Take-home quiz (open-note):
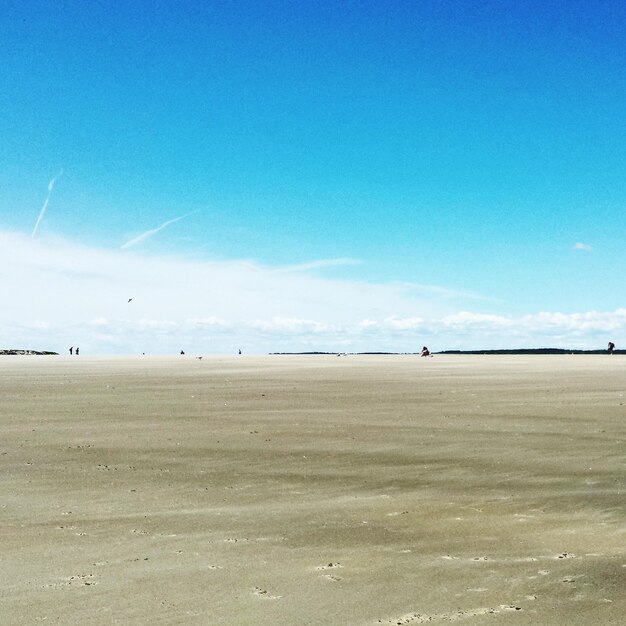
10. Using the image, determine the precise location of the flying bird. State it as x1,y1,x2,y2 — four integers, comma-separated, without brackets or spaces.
128,298,133,303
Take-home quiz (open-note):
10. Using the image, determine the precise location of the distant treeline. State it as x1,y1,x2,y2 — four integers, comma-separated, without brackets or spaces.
438,349,624,355
0,349,59,355
271,349,623,356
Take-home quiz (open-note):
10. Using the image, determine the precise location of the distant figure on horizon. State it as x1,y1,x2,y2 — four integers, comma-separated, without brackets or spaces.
75,347,79,355
69,346,73,355
238,349,242,355
420,346,430,357
180,350,185,355
608,341,615,354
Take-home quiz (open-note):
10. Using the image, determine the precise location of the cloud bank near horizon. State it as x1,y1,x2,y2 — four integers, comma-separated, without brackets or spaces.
1,230,622,354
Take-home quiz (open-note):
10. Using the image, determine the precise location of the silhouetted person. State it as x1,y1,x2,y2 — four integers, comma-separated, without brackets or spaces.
180,350,185,355
420,346,430,357
75,347,79,356
69,347,73,355
608,341,615,354
238,349,242,355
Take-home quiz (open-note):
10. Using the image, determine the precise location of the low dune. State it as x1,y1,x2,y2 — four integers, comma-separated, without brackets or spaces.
2,355,624,625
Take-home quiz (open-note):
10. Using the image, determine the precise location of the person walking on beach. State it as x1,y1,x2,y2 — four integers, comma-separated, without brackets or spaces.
608,341,615,354
69,346,73,355
75,347,79,356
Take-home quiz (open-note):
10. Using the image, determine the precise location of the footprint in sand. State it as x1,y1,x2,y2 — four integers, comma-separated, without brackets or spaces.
68,574,96,586
314,562,344,581
378,604,522,624
323,574,341,582
44,574,97,589
316,562,343,571
253,587,282,600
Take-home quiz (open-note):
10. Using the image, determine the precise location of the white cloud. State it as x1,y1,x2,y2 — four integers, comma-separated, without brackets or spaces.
427,309,626,349
1,229,451,353
385,316,423,330
443,312,513,327
138,319,179,329
28,320,50,329
478,310,625,333
187,317,230,328
1,229,622,354
573,242,592,251
249,317,335,334
358,319,378,329
89,317,110,326
358,316,423,331
525,309,626,333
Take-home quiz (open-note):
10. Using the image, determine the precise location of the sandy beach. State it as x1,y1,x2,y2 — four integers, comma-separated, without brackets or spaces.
2,354,625,625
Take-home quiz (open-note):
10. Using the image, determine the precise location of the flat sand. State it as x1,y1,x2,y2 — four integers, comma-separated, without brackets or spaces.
2,355,625,625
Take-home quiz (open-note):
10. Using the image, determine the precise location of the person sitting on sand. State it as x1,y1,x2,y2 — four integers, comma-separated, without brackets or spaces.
420,346,430,357
608,341,615,354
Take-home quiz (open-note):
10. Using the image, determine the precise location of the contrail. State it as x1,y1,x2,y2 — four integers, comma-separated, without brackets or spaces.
121,212,195,250
280,258,361,272
32,170,63,238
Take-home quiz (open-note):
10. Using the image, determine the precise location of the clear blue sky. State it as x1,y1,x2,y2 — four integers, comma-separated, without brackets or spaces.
1,1,625,352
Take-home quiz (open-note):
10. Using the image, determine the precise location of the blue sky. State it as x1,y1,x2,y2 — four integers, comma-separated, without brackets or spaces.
1,1,625,353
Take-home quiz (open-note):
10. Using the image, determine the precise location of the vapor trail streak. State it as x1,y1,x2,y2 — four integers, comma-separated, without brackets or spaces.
32,171,63,238
121,213,194,250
